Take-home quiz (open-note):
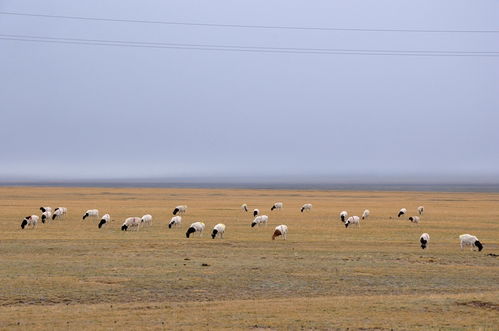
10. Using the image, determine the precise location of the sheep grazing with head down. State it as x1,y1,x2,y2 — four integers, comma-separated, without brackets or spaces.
251,215,269,227
52,207,67,220
272,224,288,240
271,202,283,211
408,216,420,224
40,206,52,213
339,211,348,223
459,234,483,252
398,208,407,218
21,215,39,229
241,204,248,212
83,209,99,220
173,205,187,215
420,233,430,249
253,209,260,217
186,222,205,238
168,216,182,229
41,210,52,224
344,216,361,228
98,214,111,229
301,203,312,213
211,223,226,239
121,217,141,231
417,206,424,215
362,209,370,220
141,214,153,226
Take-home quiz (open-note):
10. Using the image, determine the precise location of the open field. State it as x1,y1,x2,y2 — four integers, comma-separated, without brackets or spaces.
0,186,498,330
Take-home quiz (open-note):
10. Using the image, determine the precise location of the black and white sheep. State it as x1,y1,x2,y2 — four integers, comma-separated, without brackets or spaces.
141,214,153,226
168,216,182,229
41,210,52,223
83,209,99,220
40,206,52,213
344,216,360,228
339,211,348,223
459,234,483,251
362,209,370,220
417,206,424,215
420,233,430,249
21,215,39,229
408,216,420,224
241,204,248,212
253,209,260,217
301,203,312,213
272,224,288,240
211,223,226,239
121,217,141,231
271,202,283,211
173,205,187,215
98,214,111,228
251,215,269,227
52,207,67,220
186,222,205,238
398,208,407,218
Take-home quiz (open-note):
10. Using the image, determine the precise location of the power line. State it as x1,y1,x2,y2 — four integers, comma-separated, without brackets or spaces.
1,34,498,57
1,34,497,55
1,11,498,34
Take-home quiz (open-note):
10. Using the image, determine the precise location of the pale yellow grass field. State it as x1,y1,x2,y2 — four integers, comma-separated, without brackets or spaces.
0,186,498,330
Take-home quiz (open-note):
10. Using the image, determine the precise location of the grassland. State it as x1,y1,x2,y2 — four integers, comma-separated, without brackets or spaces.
0,186,498,330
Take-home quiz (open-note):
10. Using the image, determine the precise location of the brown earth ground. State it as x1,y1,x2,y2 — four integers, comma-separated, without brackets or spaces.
0,186,498,330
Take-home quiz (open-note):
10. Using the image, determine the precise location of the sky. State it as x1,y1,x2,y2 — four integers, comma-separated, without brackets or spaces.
1,0,498,182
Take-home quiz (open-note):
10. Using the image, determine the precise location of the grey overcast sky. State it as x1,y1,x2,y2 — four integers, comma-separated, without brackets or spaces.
1,0,498,181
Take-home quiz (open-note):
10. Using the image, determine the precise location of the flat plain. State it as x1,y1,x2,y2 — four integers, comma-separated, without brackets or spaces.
0,186,498,330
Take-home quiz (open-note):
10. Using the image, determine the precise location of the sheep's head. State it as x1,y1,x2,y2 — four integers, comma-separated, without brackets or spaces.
344,221,350,228
475,241,483,251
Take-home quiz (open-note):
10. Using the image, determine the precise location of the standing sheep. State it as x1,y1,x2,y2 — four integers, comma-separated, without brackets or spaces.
344,216,361,228
41,210,52,224
83,209,99,220
361,209,370,220
272,225,288,240
21,215,38,229
168,216,182,229
98,214,111,229
420,233,430,249
417,206,424,215
241,204,248,212
459,234,484,251
251,215,269,227
173,205,187,215
211,223,226,239
141,214,153,226
301,204,312,213
408,216,420,224
186,222,205,238
121,217,142,231
271,202,283,211
398,208,407,218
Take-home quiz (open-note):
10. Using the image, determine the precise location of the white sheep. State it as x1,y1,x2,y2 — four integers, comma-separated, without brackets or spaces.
141,214,153,226
271,202,283,211
98,214,111,229
339,211,348,223
301,203,312,213
408,216,420,224
41,210,52,224
52,207,66,220
459,234,484,251
417,206,424,215
272,224,288,240
121,217,142,231
21,215,39,229
173,205,187,215
420,233,430,249
186,221,205,238
83,209,99,220
40,206,52,213
344,216,361,228
168,216,182,229
398,208,407,218
361,209,370,220
251,215,269,227
253,209,260,217
241,204,248,212
211,223,226,239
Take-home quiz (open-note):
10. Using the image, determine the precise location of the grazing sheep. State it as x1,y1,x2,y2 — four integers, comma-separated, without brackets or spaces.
52,207,66,220
301,203,312,213
241,204,248,212
459,234,484,251
408,216,420,224
141,214,153,226
168,216,182,229
173,205,187,215
420,233,430,249
251,215,269,227
82,209,99,220
417,206,424,215
344,216,361,228
253,209,260,217
211,223,226,239
186,222,205,238
398,208,407,218
272,224,288,240
121,217,142,231
40,206,52,213
21,215,39,229
271,202,283,211
41,210,52,223
362,209,370,220
98,214,111,229
339,211,348,223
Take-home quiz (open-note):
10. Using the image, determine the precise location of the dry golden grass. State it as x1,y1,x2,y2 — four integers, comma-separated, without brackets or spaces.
0,186,498,330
